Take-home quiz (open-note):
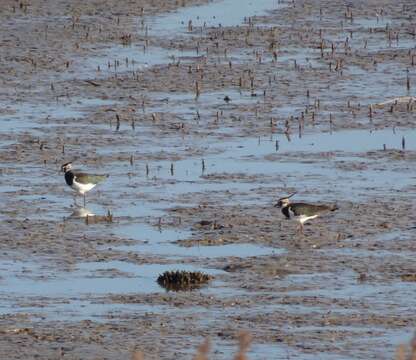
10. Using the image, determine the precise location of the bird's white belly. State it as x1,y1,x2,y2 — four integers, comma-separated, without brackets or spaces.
294,214,318,224
71,181,96,195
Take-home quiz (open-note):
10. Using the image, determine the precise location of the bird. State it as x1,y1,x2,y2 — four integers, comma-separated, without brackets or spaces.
61,162,108,206
274,192,338,234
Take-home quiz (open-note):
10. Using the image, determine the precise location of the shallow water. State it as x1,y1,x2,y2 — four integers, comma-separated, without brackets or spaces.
9,301,168,323
148,88,261,117
0,258,225,297
1,0,416,358
114,223,190,242
286,270,416,310
2,126,414,225
149,0,280,35
83,45,197,78
117,241,283,259
0,97,117,132
79,0,281,77
0,259,225,317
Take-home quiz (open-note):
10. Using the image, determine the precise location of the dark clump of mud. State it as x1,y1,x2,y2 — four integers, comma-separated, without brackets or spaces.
157,270,213,291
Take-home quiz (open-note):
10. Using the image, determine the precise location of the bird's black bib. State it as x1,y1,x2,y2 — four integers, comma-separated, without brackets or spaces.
64,171,74,186
282,206,291,219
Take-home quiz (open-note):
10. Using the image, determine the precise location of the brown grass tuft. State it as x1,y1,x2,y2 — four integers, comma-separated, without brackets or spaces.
157,270,212,291
411,333,416,360
131,350,144,360
396,332,416,360
193,338,211,360
233,331,252,360
133,332,254,359
396,344,406,360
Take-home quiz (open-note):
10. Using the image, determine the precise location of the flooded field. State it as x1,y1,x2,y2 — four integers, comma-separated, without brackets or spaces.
0,0,415,358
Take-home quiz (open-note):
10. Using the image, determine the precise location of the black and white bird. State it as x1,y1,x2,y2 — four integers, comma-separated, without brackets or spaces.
61,162,108,206
274,192,338,234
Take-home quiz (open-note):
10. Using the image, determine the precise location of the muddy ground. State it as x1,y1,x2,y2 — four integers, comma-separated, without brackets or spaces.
0,0,416,359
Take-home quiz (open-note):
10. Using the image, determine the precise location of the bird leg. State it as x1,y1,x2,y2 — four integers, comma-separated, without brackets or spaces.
298,222,305,235
83,194,86,207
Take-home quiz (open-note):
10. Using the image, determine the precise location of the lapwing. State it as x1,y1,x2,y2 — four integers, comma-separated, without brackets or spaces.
274,192,338,234
61,162,108,206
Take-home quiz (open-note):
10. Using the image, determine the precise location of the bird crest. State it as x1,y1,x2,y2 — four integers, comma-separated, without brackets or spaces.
274,192,297,208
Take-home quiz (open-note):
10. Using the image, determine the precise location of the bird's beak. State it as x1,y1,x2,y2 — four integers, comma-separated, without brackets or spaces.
274,201,280,208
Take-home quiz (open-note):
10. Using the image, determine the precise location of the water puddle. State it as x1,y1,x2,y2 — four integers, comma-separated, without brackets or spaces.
219,342,371,360
0,258,225,318
322,230,415,260
0,98,117,132
111,222,282,258
83,45,197,78
148,0,280,35
340,62,414,102
118,242,282,259
114,223,188,242
354,17,391,30
79,0,280,76
111,127,415,182
221,127,416,154
286,271,416,311
130,128,415,198
0,185,19,193
1,126,414,225
148,89,261,117
0,259,223,297
6,301,167,322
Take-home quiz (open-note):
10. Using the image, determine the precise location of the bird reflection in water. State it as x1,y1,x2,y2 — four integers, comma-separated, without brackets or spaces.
70,205,95,218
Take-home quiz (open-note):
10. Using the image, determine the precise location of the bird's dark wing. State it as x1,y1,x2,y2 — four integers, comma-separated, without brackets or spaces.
74,172,109,184
290,203,336,217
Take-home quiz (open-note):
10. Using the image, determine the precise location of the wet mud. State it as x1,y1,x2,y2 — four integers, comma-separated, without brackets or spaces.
0,0,416,358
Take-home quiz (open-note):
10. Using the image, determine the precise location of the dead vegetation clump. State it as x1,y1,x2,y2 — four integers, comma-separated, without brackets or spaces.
131,332,252,359
85,210,114,224
157,270,212,291
192,331,252,360
396,333,416,360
